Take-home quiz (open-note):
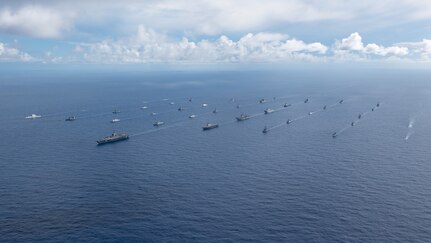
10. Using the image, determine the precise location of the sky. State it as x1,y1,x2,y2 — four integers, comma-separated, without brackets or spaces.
1,0,431,65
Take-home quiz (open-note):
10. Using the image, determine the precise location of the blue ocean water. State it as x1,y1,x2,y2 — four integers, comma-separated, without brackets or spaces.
1,68,431,242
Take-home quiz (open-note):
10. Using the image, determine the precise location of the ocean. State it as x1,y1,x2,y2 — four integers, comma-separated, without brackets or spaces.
1,68,431,242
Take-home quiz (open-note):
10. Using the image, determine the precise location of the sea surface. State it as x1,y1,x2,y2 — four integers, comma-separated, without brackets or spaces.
1,68,431,242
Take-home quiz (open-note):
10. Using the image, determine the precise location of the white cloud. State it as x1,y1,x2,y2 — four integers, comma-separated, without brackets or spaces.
334,32,408,57
77,25,328,64
0,6,72,38
0,42,33,61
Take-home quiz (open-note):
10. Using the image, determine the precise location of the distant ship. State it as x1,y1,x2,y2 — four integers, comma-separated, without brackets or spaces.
25,114,42,119
65,116,76,121
304,98,309,103
283,103,292,108
153,121,164,126
111,119,120,123
112,110,121,114
236,113,250,121
262,126,269,133
264,108,274,114
97,133,129,145
286,119,292,124
189,114,197,119
202,123,218,130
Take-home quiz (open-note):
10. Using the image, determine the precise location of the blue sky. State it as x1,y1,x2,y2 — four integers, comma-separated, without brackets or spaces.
1,0,431,65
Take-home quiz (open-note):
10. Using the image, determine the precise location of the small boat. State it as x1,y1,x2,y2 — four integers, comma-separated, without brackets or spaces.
304,98,309,103
65,116,76,121
140,106,148,110
332,132,337,138
323,105,327,110
112,110,121,114
188,98,192,102
202,123,219,130
351,122,355,126
236,113,250,121
308,112,313,115
264,108,274,114
273,97,276,100
178,106,184,111
376,102,380,107
170,102,175,105
371,107,375,112
283,103,292,108
189,114,197,119
213,108,218,114
153,121,164,126
236,104,240,109
358,114,362,119
111,119,120,123
97,133,129,145
339,99,344,104
262,126,269,134
259,98,266,104
150,112,157,116
202,103,208,107
25,114,42,119
286,119,292,124
162,98,169,101
230,98,235,102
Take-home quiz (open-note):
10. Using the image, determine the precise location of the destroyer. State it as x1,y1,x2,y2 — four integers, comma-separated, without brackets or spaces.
236,113,250,121
25,114,42,119
264,108,275,114
153,121,164,126
65,116,76,121
97,133,129,145
202,123,218,130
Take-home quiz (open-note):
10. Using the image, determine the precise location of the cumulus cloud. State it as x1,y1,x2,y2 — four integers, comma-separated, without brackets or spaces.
0,6,72,38
77,25,328,63
0,42,33,61
397,39,431,60
335,32,408,57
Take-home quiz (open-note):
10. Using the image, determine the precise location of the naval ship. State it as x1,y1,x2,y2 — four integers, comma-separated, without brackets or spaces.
202,123,218,130
97,133,129,145
236,113,250,121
